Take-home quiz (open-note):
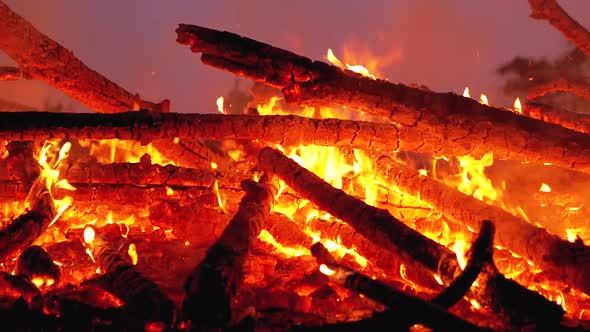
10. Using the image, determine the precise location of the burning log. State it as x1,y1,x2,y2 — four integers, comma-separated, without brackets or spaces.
16,245,61,289
183,175,279,327
0,271,41,302
311,242,490,331
242,141,564,326
528,0,590,57
0,111,402,153
83,226,175,324
521,102,590,134
0,66,19,81
176,24,590,174
0,191,55,262
374,153,590,295
527,78,590,102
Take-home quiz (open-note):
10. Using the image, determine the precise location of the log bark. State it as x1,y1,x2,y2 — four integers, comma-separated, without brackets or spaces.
0,66,19,80
311,242,490,332
177,24,590,173
84,226,175,324
374,153,590,295
183,175,279,327
528,0,590,57
522,102,590,134
243,141,564,326
0,111,402,152
527,78,590,101
0,2,166,114
0,190,54,263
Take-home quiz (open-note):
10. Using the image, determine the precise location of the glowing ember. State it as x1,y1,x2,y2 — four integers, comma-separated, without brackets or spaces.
128,243,138,265
539,183,552,193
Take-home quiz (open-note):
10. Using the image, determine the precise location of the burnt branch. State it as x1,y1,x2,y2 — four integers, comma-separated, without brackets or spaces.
84,226,175,324
310,243,490,332
0,66,19,80
522,102,590,134
177,24,590,174
527,78,590,101
375,154,590,295
528,0,590,57
432,220,494,309
243,141,564,326
183,175,279,327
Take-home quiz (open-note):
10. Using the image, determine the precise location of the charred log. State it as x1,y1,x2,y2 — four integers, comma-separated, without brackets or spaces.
16,245,61,288
0,191,54,262
183,175,279,327
83,226,175,324
311,242,490,332
177,24,590,174
243,141,564,326
522,102,590,134
0,66,19,81
0,111,402,153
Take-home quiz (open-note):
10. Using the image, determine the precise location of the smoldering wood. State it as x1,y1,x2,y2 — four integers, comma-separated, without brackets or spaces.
85,227,175,324
0,191,55,263
243,141,564,326
183,175,279,327
374,153,590,295
527,78,590,102
16,245,61,287
0,66,19,80
176,24,590,174
310,242,491,332
0,111,402,153
522,102,590,134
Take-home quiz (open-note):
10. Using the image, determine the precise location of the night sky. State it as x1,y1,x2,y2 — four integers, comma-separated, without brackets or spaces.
2,0,589,113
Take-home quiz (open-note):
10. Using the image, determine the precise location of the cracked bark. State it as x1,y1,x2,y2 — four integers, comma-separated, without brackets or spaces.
522,102,590,134
0,111,402,152
177,24,590,173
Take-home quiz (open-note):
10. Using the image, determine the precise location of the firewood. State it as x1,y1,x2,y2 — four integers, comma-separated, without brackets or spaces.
0,2,166,114
0,191,55,263
242,141,564,326
83,225,175,324
0,111,402,153
16,245,61,289
0,66,19,80
432,220,494,309
0,271,41,301
528,0,590,57
375,153,590,295
522,102,590,134
311,242,491,332
527,78,590,102
182,175,279,327
176,24,590,174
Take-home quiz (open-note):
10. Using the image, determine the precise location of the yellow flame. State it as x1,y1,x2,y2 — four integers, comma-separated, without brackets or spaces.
463,87,470,98
514,97,522,114
480,94,489,106
212,180,228,214
258,229,310,257
83,226,95,244
453,234,468,270
326,48,376,79
539,183,552,193
319,264,336,276
78,139,174,166
216,96,225,114
128,243,138,265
